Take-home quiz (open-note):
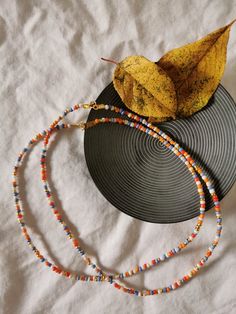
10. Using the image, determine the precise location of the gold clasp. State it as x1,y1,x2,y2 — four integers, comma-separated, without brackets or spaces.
78,122,86,129
71,121,86,130
82,104,92,109
82,101,96,109
71,120,96,130
82,101,105,110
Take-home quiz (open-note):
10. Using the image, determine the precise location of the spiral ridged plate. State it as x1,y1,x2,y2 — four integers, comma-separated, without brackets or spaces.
84,83,236,223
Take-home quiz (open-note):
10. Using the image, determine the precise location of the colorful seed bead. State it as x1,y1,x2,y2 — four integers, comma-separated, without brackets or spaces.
12,102,222,297
41,110,207,281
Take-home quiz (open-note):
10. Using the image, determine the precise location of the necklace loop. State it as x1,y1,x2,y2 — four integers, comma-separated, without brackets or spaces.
12,102,222,296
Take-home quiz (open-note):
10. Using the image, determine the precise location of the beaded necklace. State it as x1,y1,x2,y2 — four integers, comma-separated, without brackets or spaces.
12,102,222,297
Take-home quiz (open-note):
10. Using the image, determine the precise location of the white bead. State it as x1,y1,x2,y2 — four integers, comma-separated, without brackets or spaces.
160,254,166,261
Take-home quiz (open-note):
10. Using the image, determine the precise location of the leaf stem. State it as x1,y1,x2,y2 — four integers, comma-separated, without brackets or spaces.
228,18,236,27
101,57,118,65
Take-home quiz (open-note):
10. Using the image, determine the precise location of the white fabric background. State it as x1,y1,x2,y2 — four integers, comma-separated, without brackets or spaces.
0,1,236,313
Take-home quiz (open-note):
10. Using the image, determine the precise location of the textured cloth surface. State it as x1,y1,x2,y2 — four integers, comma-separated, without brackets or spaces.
0,1,236,313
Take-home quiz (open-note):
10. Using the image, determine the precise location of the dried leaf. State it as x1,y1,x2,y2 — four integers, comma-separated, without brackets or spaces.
113,55,177,122
157,20,235,117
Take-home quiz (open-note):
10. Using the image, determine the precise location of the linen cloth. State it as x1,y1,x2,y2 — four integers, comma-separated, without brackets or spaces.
0,1,236,313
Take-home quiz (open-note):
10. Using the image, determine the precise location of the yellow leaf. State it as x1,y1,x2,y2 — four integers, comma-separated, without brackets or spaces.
113,55,177,121
157,20,235,117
